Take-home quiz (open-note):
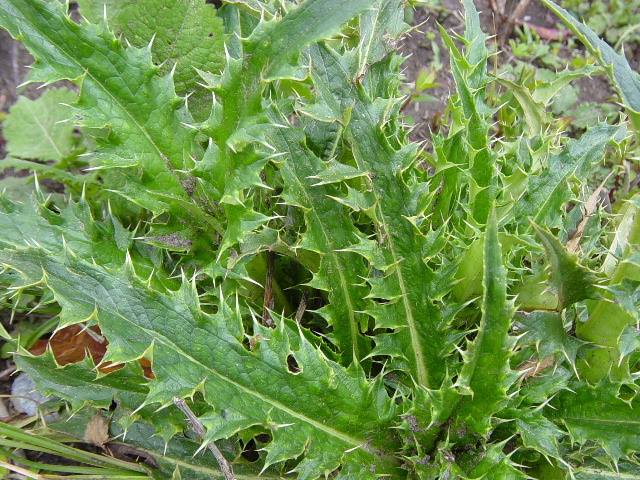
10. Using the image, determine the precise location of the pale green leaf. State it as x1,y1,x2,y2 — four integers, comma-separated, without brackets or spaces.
532,223,601,310
3,88,79,161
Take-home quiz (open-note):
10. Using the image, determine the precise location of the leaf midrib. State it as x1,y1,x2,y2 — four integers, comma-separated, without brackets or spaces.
19,1,184,176
43,257,374,455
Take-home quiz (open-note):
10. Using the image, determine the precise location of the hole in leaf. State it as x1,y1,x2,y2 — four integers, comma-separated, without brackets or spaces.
240,439,260,462
286,354,301,374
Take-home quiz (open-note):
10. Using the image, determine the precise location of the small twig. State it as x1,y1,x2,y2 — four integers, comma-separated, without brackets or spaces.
490,0,506,19
294,291,309,324
261,251,275,328
499,0,531,44
0,364,17,381
172,397,235,480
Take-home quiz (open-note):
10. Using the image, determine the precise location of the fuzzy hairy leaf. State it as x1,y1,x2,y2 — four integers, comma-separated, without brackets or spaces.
1,247,401,478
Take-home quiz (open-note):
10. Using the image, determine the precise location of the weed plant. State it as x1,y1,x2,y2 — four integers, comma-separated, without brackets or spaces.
0,0,639,478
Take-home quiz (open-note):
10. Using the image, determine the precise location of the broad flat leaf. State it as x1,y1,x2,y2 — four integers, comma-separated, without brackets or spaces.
549,379,640,465
539,0,640,139
1,247,402,479
516,124,623,229
0,0,216,234
3,88,79,161
515,311,584,367
532,223,601,310
451,209,517,440
79,0,226,122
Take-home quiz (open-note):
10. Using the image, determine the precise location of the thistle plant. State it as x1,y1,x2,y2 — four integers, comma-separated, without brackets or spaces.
0,0,639,479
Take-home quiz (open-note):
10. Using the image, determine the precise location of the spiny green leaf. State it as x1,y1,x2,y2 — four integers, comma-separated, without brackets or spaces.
438,0,496,227
81,0,226,122
268,125,371,363
0,193,172,290
607,278,640,322
451,209,517,440
467,442,529,479
356,0,407,75
0,157,98,192
50,410,286,480
1,248,402,478
2,88,80,162
308,42,455,389
0,0,216,233
539,0,640,139
531,223,601,310
516,123,623,230
549,379,640,465
515,311,584,367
